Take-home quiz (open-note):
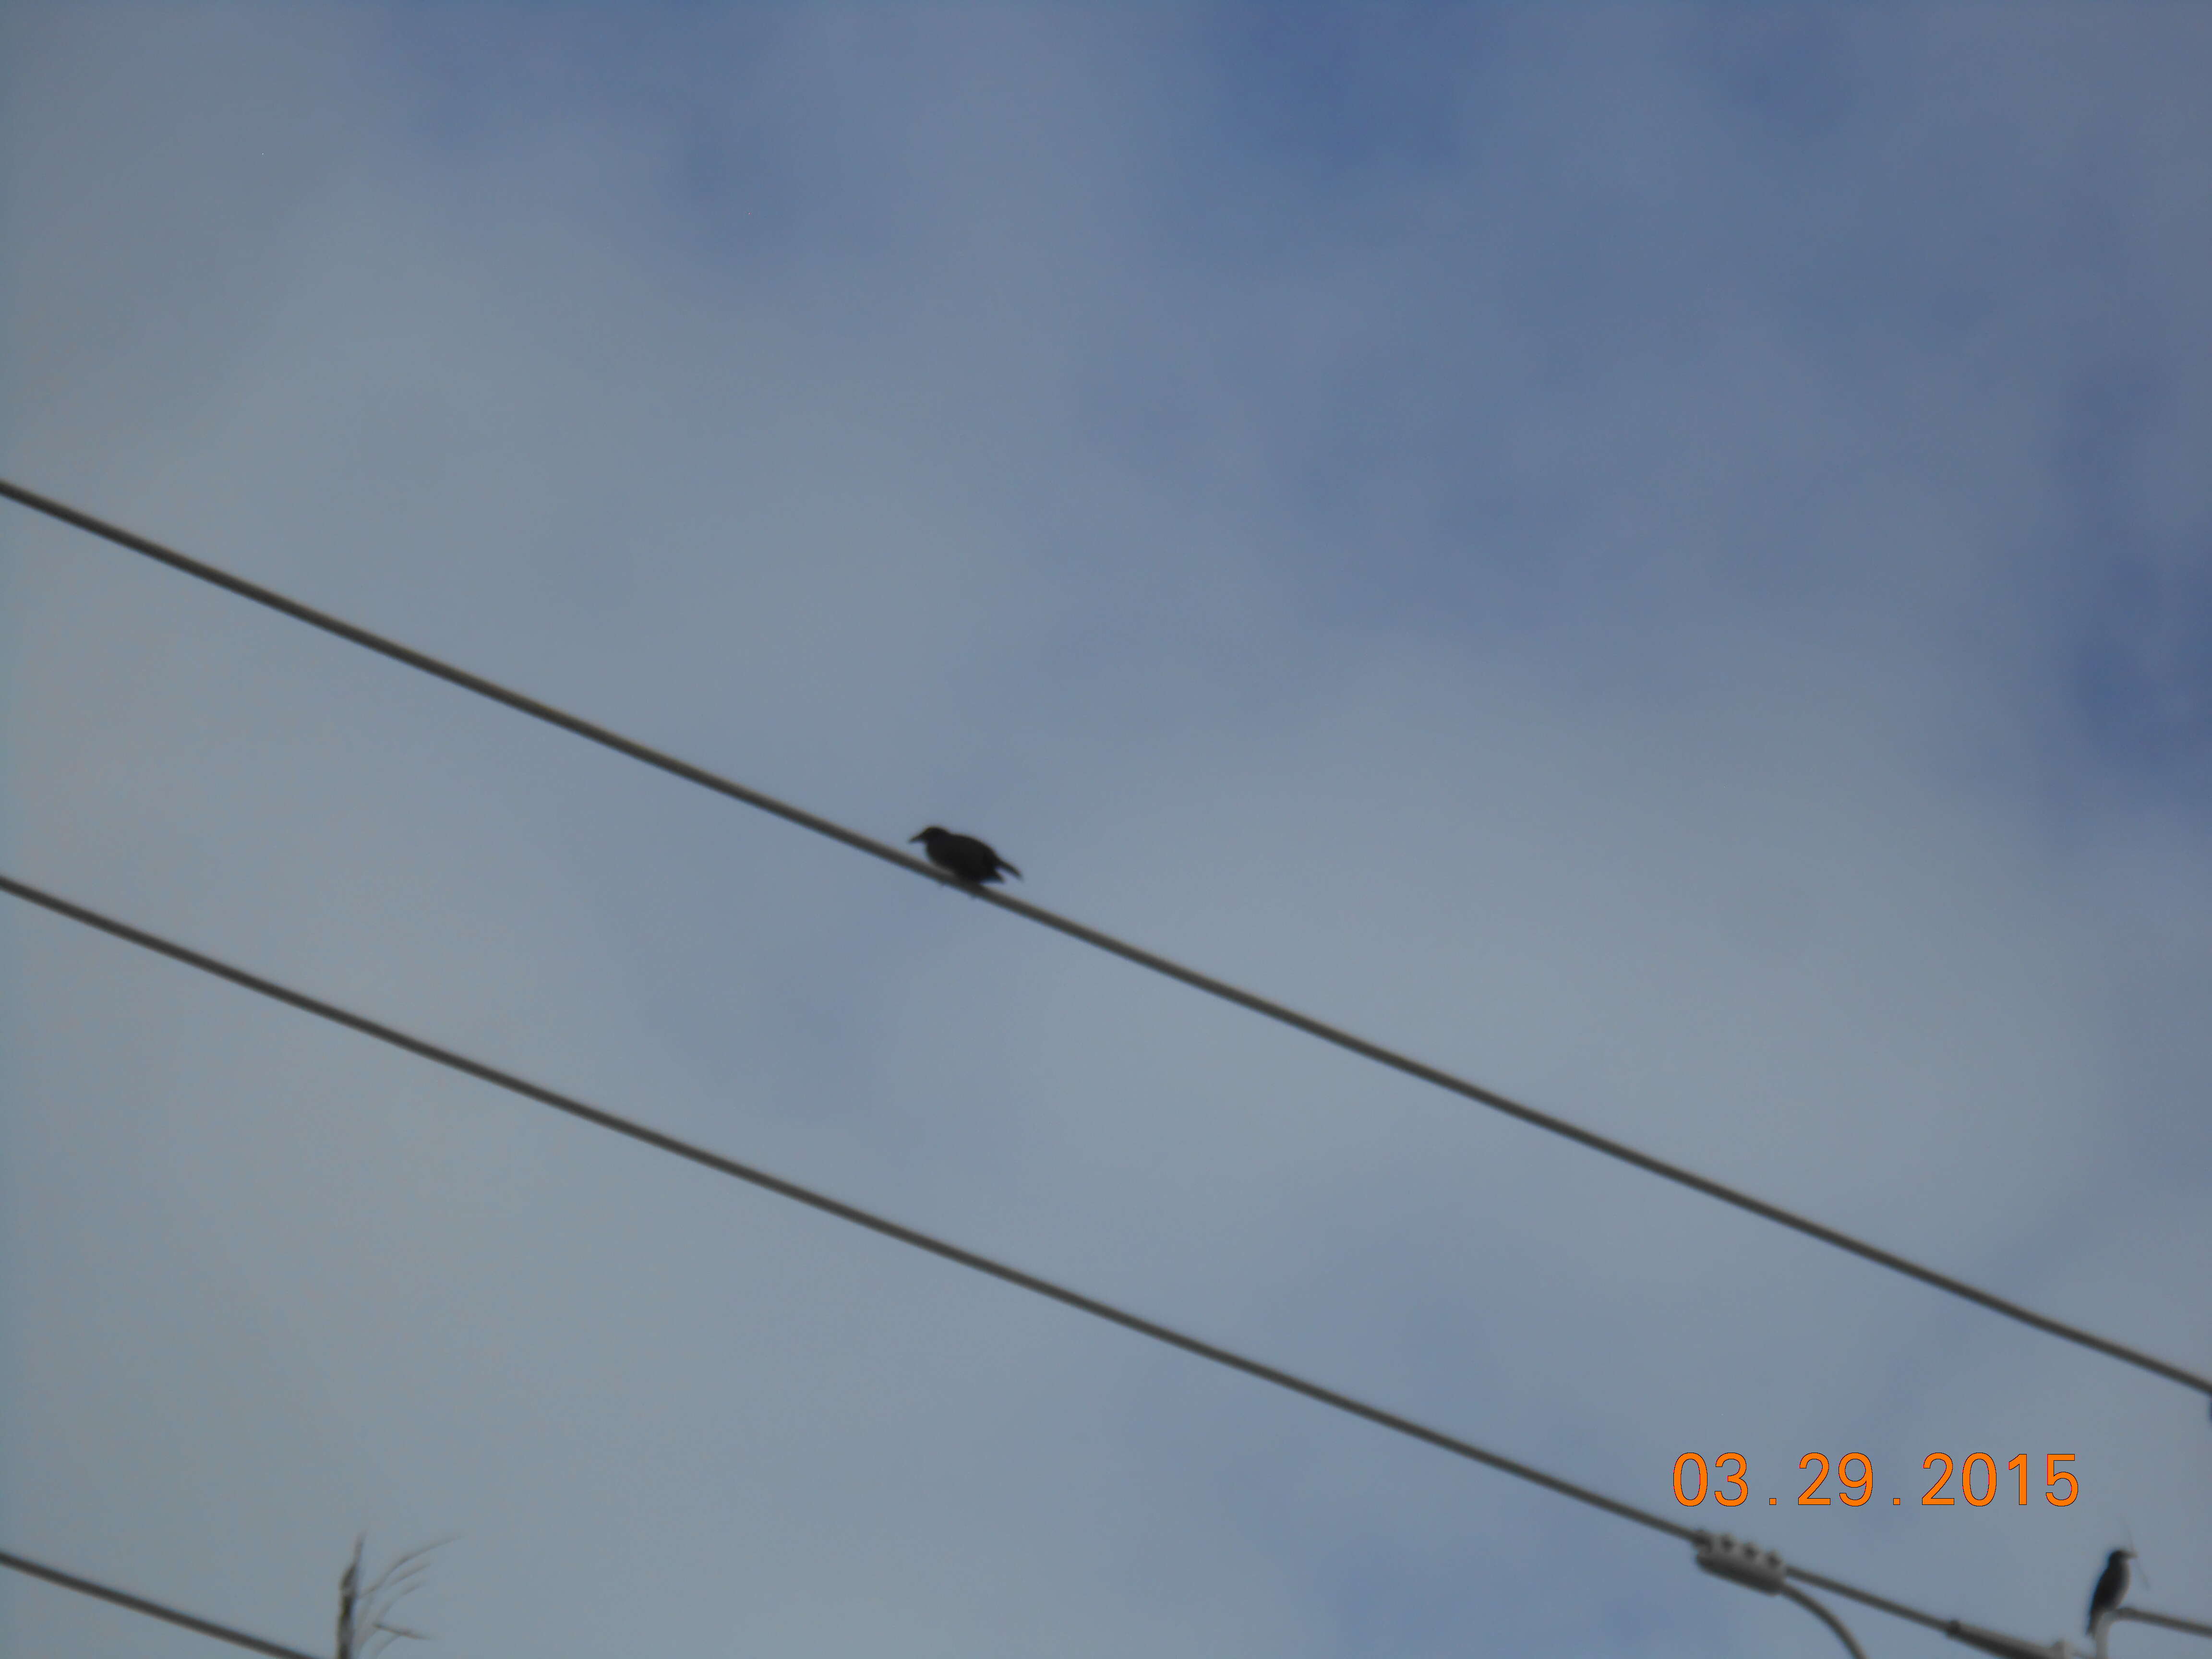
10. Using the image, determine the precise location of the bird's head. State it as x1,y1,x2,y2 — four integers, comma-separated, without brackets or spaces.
910,828,946,845
2113,1549,2136,1563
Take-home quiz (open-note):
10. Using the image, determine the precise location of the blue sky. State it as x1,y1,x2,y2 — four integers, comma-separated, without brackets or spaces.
4,5,2209,1658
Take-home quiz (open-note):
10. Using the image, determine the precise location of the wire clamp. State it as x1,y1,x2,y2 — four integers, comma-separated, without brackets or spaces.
1695,1533,1790,1594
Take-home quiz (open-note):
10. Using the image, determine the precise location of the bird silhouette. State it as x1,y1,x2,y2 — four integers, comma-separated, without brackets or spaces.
910,827,1022,886
2087,1548,2133,1635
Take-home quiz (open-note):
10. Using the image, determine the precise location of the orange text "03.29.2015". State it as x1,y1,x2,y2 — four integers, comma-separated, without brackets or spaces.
1671,1453,2079,1508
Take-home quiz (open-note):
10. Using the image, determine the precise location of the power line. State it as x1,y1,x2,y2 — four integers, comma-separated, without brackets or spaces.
4,477,2207,1405
2115,1608,2212,1641
0,869,1686,1539
0,1540,2101,1659
0,874,2066,1649
0,1549,322,1659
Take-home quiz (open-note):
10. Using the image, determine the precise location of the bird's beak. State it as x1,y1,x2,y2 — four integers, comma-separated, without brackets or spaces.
908,833,924,844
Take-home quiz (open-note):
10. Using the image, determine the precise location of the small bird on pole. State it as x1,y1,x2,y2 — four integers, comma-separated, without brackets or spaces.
2087,1548,2134,1635
910,827,1022,886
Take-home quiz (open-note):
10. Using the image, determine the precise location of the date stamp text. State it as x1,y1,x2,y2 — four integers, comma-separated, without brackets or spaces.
1671,1452,2079,1508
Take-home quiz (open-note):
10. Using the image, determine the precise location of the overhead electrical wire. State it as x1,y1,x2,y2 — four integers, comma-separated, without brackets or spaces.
0,1539,2084,1659
0,1548,322,1659
0,874,2062,1649
1,870,1686,1539
3,477,2207,1406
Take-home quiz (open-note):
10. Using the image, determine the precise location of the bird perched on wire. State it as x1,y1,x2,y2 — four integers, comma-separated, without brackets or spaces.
910,827,1022,886
2087,1548,2134,1634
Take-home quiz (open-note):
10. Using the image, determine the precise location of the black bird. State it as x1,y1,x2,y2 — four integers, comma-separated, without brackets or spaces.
910,827,1022,886
2087,1548,2133,1635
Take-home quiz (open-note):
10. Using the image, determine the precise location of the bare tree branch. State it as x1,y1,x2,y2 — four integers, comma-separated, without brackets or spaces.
336,1535,451,1659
